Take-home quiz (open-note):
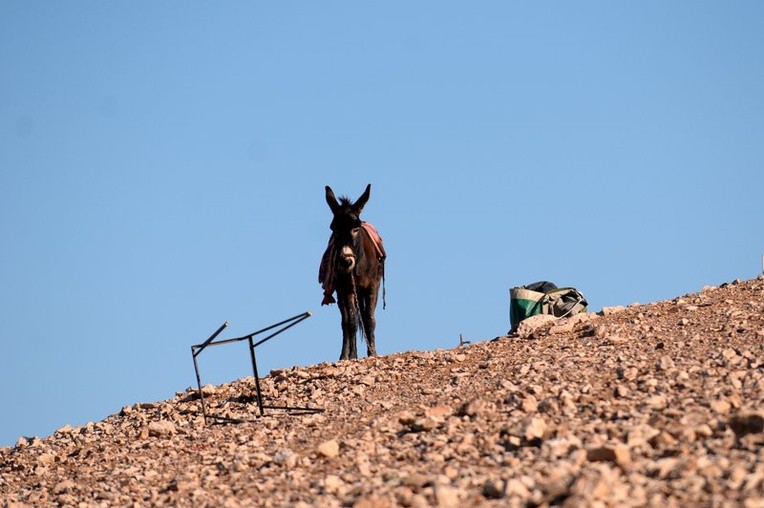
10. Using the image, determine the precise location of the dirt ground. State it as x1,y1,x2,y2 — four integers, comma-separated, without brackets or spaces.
2,277,763,507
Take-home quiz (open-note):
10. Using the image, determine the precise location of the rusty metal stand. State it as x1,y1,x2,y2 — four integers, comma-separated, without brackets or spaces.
191,311,322,424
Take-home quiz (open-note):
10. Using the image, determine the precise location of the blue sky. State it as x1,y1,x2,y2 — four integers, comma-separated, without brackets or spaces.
1,2,762,447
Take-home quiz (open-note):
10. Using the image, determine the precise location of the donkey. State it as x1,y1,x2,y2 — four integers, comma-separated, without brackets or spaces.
319,184,386,360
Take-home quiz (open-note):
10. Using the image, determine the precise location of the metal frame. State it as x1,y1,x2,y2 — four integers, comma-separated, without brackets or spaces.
191,311,323,424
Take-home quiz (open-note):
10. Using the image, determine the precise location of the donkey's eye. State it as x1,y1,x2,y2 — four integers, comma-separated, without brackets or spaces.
351,227,361,235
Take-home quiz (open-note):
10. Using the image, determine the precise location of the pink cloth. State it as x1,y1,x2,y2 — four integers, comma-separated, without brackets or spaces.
319,222,386,305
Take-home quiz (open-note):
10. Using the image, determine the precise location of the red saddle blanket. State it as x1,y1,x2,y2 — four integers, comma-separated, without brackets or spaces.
319,222,386,305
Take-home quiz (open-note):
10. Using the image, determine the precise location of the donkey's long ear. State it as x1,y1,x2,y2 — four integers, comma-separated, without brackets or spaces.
353,184,371,214
325,186,340,214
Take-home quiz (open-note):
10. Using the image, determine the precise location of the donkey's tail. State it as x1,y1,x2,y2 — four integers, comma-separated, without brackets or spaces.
350,272,368,343
356,305,367,342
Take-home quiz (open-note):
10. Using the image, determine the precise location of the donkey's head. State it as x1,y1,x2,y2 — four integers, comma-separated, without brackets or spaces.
325,184,371,274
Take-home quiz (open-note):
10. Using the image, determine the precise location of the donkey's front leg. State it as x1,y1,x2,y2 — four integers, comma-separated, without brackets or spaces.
339,295,358,360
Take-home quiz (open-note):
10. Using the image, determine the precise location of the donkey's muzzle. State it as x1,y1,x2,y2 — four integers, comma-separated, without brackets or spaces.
340,246,356,272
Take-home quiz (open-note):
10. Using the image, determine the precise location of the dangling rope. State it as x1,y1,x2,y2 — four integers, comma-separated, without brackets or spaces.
350,271,367,342
381,258,386,310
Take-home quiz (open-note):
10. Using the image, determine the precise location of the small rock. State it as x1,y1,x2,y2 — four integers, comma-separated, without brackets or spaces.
505,478,531,498
587,444,631,471
459,398,489,418
571,312,597,324
402,473,430,488
56,493,77,506
200,384,217,396
607,335,630,345
53,479,75,495
658,355,675,370
551,313,594,333
317,439,340,458
523,417,547,441
743,497,764,508
522,395,539,413
545,438,572,457
550,320,576,334
617,366,639,381
654,457,680,478
55,424,76,435
729,412,764,439
482,479,506,499
410,417,439,433
397,411,417,426
540,469,573,502
354,495,393,508
231,458,249,472
273,449,297,467
693,424,713,438
323,474,343,493
645,395,668,410
710,399,732,415
425,405,453,420
433,485,461,507
147,420,177,437
517,315,558,338
37,453,56,466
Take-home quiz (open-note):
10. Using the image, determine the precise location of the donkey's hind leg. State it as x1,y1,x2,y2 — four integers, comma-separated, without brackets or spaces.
360,291,378,357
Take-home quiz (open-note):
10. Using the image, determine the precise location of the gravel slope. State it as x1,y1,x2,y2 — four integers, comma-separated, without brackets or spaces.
2,277,763,507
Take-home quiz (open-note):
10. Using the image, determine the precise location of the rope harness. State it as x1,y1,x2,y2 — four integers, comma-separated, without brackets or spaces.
319,222,386,309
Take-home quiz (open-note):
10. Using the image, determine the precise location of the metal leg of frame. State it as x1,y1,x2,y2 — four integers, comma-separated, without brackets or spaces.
248,336,265,416
192,347,208,424
190,321,228,425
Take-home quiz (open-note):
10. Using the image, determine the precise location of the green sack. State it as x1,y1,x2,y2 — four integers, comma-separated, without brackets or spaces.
510,281,588,332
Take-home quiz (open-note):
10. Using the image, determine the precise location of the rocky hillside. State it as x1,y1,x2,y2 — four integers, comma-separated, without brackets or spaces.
2,277,763,507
